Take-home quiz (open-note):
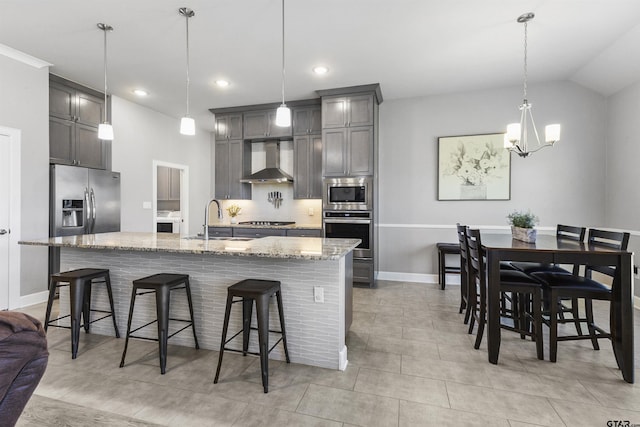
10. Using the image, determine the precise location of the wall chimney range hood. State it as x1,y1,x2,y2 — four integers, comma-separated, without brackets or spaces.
240,141,293,184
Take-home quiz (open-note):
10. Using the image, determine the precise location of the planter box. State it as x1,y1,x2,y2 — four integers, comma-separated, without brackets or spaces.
511,226,537,243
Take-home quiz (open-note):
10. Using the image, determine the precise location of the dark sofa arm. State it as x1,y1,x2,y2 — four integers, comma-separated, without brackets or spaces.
0,311,49,427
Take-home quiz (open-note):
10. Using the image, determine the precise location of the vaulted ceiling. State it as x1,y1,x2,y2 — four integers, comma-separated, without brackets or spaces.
2,0,639,131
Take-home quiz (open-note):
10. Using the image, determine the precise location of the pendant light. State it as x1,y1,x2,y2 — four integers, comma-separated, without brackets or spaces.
179,7,196,135
504,13,560,157
97,23,114,141
275,0,291,127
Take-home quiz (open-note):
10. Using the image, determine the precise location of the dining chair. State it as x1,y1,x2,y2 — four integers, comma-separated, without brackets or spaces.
511,224,587,332
530,228,630,362
465,228,544,359
456,224,471,323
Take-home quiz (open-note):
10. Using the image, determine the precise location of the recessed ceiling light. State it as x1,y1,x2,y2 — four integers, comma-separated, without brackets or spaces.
312,66,329,75
215,80,230,87
133,89,148,97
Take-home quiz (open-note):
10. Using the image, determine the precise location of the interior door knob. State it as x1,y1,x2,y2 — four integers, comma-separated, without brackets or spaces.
0,229,8,235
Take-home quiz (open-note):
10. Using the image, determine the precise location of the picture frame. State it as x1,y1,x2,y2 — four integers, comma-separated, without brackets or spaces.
437,133,511,201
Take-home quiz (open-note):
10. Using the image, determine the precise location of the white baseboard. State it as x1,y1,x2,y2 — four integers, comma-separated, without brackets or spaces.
635,296,640,310
17,290,49,309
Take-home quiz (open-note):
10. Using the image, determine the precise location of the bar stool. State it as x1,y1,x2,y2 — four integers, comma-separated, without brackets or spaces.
436,242,461,290
45,268,120,359
119,273,199,374
214,279,290,393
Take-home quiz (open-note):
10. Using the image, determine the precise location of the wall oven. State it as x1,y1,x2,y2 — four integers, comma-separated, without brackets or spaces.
323,211,372,259
323,177,372,211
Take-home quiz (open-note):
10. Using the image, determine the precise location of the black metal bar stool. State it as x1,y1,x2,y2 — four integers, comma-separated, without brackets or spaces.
45,268,120,359
119,273,199,374
437,242,461,290
214,279,290,393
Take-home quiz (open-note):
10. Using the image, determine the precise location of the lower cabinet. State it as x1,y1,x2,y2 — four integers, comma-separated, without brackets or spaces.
206,227,233,238
286,228,322,237
233,228,287,238
353,258,374,287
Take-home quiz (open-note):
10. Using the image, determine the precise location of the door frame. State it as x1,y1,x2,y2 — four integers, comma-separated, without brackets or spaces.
152,160,189,235
0,126,22,310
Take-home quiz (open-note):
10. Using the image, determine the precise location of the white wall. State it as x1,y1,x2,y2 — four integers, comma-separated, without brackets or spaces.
111,97,211,235
377,81,608,277
0,54,49,297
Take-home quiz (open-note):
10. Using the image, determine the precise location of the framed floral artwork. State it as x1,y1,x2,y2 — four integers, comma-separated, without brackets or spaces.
437,133,511,200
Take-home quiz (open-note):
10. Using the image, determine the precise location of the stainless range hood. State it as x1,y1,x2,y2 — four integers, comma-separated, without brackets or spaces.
240,141,293,184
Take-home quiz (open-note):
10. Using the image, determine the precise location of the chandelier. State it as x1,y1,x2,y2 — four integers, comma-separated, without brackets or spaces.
504,12,560,157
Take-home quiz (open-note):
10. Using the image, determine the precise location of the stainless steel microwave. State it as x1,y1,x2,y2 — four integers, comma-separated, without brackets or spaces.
323,177,372,211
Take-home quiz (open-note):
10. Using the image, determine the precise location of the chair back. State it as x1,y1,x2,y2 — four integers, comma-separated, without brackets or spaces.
556,224,586,242
585,228,630,279
466,228,485,291
456,224,470,289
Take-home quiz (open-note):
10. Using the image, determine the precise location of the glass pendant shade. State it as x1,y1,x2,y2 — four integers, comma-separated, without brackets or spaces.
275,104,291,127
506,123,521,143
545,124,561,143
180,116,196,135
98,122,114,140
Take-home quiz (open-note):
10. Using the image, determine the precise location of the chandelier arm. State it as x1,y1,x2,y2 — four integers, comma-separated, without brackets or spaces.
519,104,527,153
527,105,542,147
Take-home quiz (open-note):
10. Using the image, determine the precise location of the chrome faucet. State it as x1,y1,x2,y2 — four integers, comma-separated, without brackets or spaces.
204,199,223,240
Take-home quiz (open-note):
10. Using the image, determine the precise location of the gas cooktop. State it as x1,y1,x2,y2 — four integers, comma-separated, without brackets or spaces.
238,221,295,226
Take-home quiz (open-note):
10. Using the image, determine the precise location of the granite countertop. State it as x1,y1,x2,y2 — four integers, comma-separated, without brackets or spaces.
207,223,322,229
19,232,359,260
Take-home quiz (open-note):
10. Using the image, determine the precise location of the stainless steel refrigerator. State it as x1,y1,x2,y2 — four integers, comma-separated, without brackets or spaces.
49,164,120,272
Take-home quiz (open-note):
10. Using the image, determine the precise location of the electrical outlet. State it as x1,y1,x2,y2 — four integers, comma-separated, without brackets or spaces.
142,201,152,209
308,207,314,216
313,286,324,303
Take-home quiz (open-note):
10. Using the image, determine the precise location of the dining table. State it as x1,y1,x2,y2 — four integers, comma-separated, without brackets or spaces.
481,232,634,383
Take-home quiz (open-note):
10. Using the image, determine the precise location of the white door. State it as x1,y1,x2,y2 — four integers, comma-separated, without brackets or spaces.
0,134,10,310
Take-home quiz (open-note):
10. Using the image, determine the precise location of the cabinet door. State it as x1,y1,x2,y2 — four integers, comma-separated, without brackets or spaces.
50,117,75,165
214,141,230,199
243,111,269,139
267,111,292,138
322,97,347,128
293,135,311,199
215,114,243,140
227,140,246,199
233,228,286,238
74,123,105,169
348,126,374,176
309,134,323,198
49,83,75,121
169,168,181,200
76,92,104,127
322,129,347,176
293,107,321,135
347,94,374,127
286,228,322,237
157,166,170,200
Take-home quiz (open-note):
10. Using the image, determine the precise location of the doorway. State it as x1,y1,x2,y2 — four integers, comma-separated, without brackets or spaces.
0,126,21,310
152,161,189,235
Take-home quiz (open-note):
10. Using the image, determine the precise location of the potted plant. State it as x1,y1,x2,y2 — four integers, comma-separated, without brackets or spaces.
226,204,241,224
507,210,539,243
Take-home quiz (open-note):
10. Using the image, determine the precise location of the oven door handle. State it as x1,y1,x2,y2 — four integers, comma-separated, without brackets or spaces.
323,219,371,224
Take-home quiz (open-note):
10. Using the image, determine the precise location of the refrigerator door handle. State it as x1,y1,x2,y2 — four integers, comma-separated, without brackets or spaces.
90,188,96,233
84,188,91,231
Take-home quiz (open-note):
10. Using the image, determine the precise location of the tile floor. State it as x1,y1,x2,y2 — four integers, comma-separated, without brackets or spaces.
13,280,640,427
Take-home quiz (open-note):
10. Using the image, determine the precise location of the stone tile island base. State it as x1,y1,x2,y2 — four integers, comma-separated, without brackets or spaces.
57,248,350,370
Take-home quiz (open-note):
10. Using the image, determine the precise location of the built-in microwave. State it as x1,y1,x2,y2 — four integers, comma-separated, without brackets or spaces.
322,177,372,211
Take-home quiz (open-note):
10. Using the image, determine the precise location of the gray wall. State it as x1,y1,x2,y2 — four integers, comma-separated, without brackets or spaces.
0,55,49,296
605,80,640,298
377,81,608,278
111,96,211,235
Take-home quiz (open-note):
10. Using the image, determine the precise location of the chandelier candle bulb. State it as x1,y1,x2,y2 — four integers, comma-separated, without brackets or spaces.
545,124,561,143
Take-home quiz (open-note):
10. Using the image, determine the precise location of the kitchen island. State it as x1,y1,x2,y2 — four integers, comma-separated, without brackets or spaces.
20,232,359,370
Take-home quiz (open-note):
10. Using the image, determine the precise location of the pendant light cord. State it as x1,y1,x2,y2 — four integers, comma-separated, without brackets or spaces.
281,0,286,105
522,20,528,102
185,12,191,117
101,24,111,123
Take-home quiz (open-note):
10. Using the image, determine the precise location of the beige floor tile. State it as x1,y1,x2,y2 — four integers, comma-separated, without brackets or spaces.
348,347,402,373
354,368,449,407
517,356,622,383
233,404,342,427
549,398,640,427
508,422,549,427
401,355,491,387
266,361,360,390
161,390,247,426
446,381,565,426
366,335,441,360
399,400,511,427
353,302,402,315
209,377,309,412
297,383,400,426
579,379,640,411
346,330,369,350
